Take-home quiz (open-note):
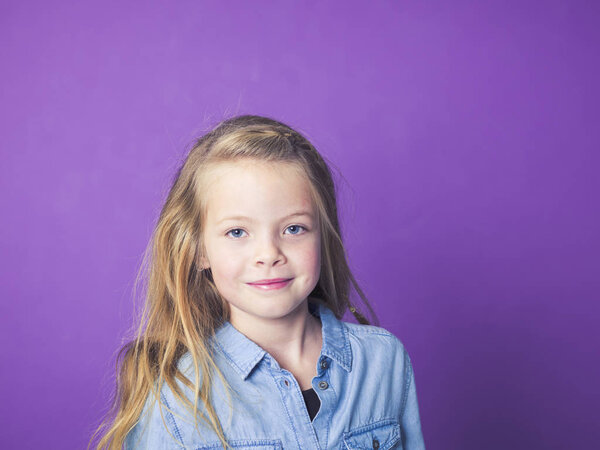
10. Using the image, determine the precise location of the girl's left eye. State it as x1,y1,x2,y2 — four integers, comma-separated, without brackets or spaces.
284,225,306,235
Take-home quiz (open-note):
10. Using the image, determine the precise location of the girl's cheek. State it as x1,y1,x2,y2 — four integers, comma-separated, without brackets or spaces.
304,235,321,260
215,246,249,274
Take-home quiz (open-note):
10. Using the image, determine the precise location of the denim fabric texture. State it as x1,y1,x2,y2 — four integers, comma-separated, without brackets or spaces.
125,303,426,449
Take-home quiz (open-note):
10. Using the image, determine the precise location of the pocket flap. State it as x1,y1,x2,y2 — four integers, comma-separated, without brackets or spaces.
196,439,283,449
342,419,401,450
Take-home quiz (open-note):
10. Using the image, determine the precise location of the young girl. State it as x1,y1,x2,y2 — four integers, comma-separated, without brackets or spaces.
92,115,425,449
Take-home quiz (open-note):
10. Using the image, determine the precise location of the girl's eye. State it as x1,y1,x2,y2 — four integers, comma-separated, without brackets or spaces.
225,228,247,239
284,225,306,235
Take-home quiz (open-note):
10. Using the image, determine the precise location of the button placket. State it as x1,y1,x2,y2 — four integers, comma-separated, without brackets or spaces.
309,359,336,450
271,369,320,449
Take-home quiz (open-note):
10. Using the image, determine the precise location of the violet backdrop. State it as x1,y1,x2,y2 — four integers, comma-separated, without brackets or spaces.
1,1,598,448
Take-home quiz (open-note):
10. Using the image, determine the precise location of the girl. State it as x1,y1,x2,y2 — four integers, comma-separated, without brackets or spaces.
92,115,425,449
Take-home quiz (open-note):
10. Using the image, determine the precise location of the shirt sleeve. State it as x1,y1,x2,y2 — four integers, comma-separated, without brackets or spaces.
400,348,426,450
124,391,185,450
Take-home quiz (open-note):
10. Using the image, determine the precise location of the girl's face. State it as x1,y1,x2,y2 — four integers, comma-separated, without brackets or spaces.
200,160,321,326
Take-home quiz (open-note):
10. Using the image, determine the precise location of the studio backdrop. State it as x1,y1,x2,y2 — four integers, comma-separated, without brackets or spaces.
1,1,598,449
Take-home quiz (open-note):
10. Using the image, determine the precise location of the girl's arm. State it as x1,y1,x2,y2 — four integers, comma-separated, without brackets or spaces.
400,350,426,449
124,392,185,449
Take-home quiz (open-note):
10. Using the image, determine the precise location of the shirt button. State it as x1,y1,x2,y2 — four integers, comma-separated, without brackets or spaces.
372,438,380,449
318,380,329,390
320,359,329,370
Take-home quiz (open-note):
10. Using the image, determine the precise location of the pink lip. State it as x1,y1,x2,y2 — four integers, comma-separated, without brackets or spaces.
247,278,293,290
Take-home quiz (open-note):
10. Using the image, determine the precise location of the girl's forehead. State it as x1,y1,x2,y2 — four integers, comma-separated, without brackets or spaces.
200,159,317,215
203,159,308,189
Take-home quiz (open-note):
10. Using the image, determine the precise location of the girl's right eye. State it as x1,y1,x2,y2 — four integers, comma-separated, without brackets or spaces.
225,228,247,239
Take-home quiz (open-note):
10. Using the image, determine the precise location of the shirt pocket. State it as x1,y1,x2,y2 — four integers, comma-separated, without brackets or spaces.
195,438,283,449
342,418,402,450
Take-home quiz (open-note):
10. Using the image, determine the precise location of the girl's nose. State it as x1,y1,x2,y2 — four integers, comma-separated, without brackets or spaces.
254,235,286,266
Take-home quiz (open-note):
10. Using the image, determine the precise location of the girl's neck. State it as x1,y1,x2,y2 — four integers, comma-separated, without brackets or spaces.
229,301,323,372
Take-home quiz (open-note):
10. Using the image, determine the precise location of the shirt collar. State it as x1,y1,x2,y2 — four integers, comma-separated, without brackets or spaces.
212,303,353,380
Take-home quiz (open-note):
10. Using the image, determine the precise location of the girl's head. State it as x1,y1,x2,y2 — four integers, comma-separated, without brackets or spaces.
160,114,373,329
92,114,374,449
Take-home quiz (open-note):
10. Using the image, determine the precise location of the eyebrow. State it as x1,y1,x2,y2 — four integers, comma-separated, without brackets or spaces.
217,211,314,225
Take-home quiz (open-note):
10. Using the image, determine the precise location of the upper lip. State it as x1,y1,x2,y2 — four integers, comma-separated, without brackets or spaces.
248,278,292,285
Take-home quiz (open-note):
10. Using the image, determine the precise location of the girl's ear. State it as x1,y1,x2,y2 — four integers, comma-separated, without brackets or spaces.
198,233,210,269
199,255,211,270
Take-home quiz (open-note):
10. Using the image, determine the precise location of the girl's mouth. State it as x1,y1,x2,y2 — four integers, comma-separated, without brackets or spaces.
247,278,293,290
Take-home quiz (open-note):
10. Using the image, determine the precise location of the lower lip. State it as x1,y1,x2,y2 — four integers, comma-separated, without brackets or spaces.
247,279,292,290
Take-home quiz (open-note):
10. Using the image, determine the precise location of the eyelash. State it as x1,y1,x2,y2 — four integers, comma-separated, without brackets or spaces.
225,225,307,239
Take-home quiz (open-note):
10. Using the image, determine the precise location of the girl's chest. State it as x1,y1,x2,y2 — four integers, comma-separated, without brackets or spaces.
182,365,404,450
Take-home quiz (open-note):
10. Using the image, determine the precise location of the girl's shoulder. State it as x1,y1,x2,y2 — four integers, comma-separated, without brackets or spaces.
339,320,417,394
343,320,397,337
342,319,401,343
341,319,409,359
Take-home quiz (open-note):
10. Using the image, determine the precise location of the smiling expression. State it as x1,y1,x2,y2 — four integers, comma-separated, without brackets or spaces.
199,159,321,327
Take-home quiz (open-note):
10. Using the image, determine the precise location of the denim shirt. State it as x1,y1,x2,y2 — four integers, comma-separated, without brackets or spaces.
125,303,426,449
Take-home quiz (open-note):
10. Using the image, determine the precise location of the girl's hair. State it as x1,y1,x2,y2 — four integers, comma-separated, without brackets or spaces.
90,115,378,449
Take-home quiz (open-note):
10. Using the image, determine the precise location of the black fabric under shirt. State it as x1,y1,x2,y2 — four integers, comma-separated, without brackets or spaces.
301,388,321,421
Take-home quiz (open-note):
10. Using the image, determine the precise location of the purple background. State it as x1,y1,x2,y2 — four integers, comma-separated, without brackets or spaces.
1,1,599,448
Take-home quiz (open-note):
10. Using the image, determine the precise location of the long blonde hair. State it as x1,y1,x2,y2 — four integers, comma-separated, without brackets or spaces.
90,115,378,449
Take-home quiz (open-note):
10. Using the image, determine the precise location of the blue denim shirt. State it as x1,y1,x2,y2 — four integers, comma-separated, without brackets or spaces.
125,303,425,449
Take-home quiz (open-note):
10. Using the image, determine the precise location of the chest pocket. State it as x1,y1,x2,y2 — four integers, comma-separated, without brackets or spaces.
342,419,401,450
195,438,283,449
